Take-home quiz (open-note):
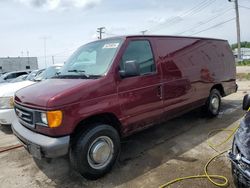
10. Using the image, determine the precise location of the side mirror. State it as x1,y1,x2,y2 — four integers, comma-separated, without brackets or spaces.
243,94,250,110
119,60,140,78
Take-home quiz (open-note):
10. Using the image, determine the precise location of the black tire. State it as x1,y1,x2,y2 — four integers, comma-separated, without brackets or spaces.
70,124,120,180
231,139,248,188
205,89,221,117
243,94,250,110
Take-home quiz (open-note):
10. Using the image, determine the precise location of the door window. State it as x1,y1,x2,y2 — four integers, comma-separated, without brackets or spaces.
16,72,27,77
5,73,16,80
120,40,156,75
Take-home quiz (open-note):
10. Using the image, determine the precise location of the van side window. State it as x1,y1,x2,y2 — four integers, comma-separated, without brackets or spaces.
121,40,155,75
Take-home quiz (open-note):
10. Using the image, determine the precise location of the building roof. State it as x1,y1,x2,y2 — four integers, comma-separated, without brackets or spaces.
0,57,37,60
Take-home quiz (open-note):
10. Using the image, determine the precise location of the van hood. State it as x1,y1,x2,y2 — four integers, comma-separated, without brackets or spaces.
15,78,99,109
0,80,35,97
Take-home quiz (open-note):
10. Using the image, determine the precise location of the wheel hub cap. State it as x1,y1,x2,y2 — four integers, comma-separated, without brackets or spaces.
87,136,114,169
90,141,111,164
211,97,219,110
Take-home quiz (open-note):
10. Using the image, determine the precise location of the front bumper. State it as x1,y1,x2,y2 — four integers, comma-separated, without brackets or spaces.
0,109,16,125
229,152,250,181
12,119,70,159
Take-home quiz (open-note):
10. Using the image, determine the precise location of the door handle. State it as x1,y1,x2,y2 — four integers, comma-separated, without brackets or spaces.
157,85,163,99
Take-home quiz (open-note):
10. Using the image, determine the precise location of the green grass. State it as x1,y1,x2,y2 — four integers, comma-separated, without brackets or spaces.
237,60,250,66
237,73,250,80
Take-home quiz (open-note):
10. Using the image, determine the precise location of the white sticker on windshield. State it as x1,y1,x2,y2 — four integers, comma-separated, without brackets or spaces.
103,43,119,49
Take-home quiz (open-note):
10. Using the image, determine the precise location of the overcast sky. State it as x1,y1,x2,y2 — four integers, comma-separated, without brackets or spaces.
0,0,250,68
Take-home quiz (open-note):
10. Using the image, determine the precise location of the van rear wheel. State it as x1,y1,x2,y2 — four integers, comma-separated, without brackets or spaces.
205,89,221,117
70,124,120,180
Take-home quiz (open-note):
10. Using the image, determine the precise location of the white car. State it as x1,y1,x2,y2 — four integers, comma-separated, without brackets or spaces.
0,70,31,83
0,80,35,125
0,65,62,125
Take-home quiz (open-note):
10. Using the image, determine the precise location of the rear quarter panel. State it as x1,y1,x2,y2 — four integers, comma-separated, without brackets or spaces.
154,37,236,117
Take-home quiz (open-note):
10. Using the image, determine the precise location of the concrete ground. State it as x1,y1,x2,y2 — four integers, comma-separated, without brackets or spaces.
0,81,250,188
237,66,250,74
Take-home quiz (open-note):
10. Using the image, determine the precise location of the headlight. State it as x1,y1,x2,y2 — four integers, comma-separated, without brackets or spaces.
40,112,48,124
0,97,14,109
39,110,62,128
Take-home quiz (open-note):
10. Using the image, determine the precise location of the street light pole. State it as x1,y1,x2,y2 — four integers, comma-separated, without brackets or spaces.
42,36,49,68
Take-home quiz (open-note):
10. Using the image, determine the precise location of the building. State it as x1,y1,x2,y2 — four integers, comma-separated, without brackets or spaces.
233,48,250,60
0,57,38,73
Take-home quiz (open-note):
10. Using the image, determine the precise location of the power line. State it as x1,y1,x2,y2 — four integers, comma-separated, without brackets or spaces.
37,41,85,58
239,5,250,9
148,0,217,33
183,0,217,17
148,1,212,32
51,48,77,56
105,32,117,36
175,8,233,35
189,17,235,36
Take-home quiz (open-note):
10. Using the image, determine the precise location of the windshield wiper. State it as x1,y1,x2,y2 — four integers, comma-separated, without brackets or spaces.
67,69,89,78
52,70,101,79
53,74,101,79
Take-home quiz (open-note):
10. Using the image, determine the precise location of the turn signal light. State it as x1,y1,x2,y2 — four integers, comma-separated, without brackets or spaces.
47,110,63,128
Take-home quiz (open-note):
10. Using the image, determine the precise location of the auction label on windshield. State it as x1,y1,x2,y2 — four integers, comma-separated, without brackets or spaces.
103,43,119,49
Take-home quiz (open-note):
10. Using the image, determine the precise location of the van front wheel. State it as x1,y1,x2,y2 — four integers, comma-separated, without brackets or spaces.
70,124,120,180
205,89,221,117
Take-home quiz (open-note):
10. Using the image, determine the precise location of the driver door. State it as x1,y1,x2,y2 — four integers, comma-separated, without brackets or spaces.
117,39,163,133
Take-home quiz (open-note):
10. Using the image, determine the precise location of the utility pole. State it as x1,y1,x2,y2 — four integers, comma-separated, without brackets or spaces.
27,51,30,66
140,30,148,35
52,56,55,64
229,0,241,60
97,27,105,39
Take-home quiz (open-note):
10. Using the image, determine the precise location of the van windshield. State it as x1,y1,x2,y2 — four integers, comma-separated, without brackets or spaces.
58,38,123,78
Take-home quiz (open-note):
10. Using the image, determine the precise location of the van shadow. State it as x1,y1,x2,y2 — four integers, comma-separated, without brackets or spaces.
33,99,244,188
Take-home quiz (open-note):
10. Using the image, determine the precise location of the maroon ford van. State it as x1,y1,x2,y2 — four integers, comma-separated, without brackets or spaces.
12,35,237,179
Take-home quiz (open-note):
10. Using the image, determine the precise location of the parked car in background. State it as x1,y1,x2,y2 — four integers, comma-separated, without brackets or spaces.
25,69,44,81
0,70,31,83
0,74,30,87
33,65,61,81
10,74,28,83
0,72,7,76
12,35,237,179
0,65,62,125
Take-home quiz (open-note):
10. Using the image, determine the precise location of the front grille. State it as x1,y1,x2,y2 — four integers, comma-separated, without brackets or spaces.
15,104,34,128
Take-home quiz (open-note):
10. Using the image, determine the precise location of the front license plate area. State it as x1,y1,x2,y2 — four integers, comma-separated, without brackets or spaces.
28,144,42,159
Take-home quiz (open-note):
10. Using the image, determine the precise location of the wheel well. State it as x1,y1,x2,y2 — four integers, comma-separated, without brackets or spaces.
211,84,225,97
72,113,122,138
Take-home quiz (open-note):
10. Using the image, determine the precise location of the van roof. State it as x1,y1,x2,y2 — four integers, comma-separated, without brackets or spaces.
103,35,227,42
